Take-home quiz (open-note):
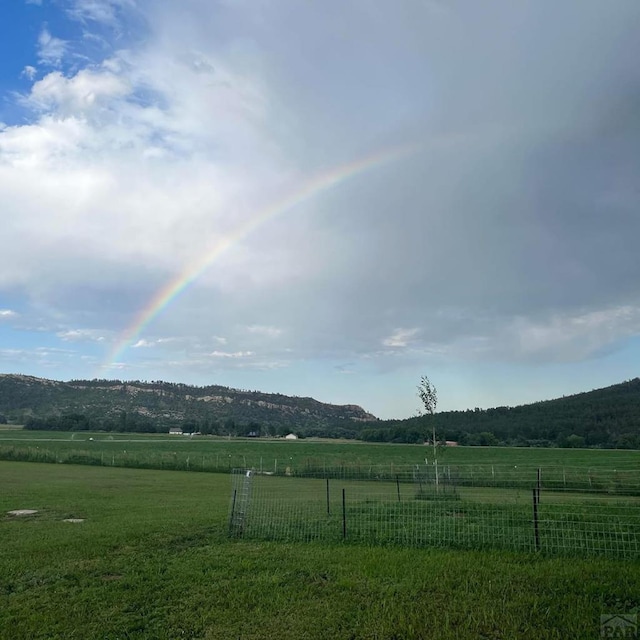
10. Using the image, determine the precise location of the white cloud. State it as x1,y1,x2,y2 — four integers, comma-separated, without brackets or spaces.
246,325,282,338
132,339,154,348
36,346,76,354
0,18,285,291
0,346,76,366
37,29,68,67
371,305,640,365
382,328,420,348
67,0,131,26
106,361,130,370
210,350,254,358
0,71,272,291
505,306,640,362
57,329,107,342
25,68,130,115
0,309,18,319
21,66,38,80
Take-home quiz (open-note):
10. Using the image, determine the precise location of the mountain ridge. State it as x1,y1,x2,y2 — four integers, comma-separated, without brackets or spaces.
0,374,376,436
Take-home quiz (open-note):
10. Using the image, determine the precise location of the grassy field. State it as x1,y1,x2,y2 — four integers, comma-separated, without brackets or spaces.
1,431,638,505
1,461,638,639
1,430,639,469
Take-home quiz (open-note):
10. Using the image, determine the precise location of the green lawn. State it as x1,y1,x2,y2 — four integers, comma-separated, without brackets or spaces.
1,461,638,639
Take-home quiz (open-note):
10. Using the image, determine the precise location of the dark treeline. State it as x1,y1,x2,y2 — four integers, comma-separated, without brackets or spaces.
360,378,640,449
23,412,360,440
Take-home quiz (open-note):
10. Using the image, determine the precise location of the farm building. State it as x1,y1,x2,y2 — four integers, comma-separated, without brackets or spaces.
169,427,183,435
284,433,298,440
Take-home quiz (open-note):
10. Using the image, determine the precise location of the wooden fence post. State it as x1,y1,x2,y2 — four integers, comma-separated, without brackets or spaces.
532,488,540,552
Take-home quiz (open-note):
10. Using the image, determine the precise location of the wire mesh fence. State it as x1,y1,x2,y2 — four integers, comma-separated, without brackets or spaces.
1,444,638,497
227,465,640,559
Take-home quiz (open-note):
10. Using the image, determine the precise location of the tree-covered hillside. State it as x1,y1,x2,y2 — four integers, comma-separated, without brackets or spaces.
361,378,640,448
0,375,375,437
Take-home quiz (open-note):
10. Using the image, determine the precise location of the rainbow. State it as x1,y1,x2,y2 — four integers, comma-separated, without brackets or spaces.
100,143,416,374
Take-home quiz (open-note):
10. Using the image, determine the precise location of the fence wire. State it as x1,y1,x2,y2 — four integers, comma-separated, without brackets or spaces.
228,466,640,559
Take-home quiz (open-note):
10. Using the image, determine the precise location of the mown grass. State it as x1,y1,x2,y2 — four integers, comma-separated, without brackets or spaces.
1,461,639,639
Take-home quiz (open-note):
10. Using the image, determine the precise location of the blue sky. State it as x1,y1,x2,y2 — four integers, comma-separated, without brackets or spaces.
1,0,640,419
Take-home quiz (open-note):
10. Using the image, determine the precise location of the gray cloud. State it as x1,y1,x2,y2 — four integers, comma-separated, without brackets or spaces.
241,0,640,359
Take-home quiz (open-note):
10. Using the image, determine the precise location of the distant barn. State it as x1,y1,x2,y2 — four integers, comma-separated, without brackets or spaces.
169,427,183,435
